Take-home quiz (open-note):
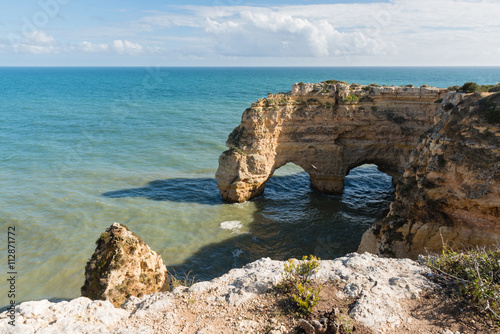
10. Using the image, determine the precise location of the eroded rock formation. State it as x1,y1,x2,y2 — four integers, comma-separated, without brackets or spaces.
359,92,500,257
216,81,500,256
216,81,447,203
81,222,169,307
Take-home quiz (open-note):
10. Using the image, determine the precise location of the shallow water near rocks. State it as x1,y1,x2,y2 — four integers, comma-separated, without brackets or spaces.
1,66,499,305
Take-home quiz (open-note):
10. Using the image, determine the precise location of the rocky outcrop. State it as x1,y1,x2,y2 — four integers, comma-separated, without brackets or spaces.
0,297,128,333
217,81,500,256
1,253,436,333
216,81,447,203
359,92,500,257
81,222,169,307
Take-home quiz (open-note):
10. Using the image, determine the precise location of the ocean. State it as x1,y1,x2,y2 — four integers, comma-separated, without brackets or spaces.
1,66,499,306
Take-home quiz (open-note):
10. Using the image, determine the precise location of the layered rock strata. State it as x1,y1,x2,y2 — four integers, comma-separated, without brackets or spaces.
359,92,500,257
217,81,500,256
216,81,447,203
81,222,169,307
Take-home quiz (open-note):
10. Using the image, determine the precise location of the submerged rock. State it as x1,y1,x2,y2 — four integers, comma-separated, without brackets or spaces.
81,222,169,307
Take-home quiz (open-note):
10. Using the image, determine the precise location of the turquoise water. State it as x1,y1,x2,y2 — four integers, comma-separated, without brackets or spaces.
1,67,499,306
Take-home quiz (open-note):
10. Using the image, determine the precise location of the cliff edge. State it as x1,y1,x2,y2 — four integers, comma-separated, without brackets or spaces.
359,92,500,257
216,81,499,257
1,253,438,334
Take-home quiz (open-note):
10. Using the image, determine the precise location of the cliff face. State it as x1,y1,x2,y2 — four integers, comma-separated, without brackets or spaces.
216,81,447,203
217,81,500,256
359,92,500,257
81,223,169,307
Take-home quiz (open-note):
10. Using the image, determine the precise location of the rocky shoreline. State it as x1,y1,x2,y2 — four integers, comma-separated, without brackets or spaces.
2,80,498,333
1,253,439,334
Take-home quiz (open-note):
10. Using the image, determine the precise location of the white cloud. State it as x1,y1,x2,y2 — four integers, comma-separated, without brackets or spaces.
77,40,144,55
78,41,109,53
111,40,143,55
200,6,392,58
11,31,57,54
5,0,500,65
165,0,499,63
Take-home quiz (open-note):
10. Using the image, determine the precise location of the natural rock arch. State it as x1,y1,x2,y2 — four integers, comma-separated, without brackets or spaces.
216,81,447,203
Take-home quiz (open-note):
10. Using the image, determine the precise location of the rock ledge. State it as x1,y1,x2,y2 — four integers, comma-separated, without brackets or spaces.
1,253,436,333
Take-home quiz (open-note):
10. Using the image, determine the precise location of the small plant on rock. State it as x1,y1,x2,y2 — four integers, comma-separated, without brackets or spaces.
341,94,359,103
277,255,322,316
168,269,197,289
427,246,500,323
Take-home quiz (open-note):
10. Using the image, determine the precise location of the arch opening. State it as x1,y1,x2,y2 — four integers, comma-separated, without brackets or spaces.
240,163,396,262
342,164,395,217
272,162,305,177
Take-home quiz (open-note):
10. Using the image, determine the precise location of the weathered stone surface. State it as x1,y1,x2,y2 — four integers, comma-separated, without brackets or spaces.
359,92,500,257
0,253,435,333
0,297,128,334
216,81,447,203
81,222,169,307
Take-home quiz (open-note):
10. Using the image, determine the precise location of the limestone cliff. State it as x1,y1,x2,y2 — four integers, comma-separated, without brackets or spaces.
216,81,499,256
81,222,169,307
359,92,500,257
216,81,447,203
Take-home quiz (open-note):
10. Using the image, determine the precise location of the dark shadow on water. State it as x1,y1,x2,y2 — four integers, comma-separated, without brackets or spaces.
102,168,395,282
102,178,223,205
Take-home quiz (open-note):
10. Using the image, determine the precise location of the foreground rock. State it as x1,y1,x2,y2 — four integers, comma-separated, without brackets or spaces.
81,222,169,307
0,253,438,333
0,298,128,334
360,92,500,257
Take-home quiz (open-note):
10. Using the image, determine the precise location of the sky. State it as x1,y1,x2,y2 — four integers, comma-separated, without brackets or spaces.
0,0,499,66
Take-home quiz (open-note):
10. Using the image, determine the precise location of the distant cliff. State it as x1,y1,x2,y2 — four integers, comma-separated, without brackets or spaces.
216,81,499,256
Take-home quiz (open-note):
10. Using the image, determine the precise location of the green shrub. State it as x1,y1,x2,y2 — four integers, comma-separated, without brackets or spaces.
278,255,322,316
461,82,479,93
448,85,460,92
338,314,354,333
341,94,359,103
427,247,500,322
489,85,500,93
478,95,500,124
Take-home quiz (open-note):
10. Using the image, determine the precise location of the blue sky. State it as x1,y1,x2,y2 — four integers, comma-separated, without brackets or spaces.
0,0,499,66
